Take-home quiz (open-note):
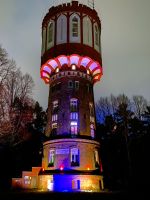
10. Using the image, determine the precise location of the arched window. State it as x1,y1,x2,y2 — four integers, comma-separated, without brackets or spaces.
71,148,79,166
48,22,53,43
48,149,55,167
94,149,100,168
83,16,92,46
61,18,63,40
72,16,78,37
95,25,99,46
57,15,67,44
42,28,46,54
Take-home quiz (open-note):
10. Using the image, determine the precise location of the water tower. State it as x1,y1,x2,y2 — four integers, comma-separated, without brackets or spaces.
39,0,103,191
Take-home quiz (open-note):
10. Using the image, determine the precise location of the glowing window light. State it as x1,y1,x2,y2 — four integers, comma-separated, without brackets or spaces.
56,68,59,73
71,64,76,70
87,69,90,75
47,179,54,190
70,112,78,120
52,114,58,122
70,121,77,126
90,124,95,138
52,123,57,129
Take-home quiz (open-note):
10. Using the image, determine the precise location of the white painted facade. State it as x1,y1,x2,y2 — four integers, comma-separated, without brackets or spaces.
42,13,101,55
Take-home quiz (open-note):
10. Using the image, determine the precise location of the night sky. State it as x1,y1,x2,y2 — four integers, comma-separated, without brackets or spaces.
0,0,150,109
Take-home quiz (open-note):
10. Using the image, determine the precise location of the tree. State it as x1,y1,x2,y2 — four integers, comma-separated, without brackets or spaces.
132,95,147,120
0,45,35,146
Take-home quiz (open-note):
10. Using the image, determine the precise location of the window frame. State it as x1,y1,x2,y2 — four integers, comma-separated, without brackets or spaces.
70,148,79,166
48,149,55,167
72,16,79,37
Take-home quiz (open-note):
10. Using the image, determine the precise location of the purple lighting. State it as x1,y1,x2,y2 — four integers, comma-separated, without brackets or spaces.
41,54,103,84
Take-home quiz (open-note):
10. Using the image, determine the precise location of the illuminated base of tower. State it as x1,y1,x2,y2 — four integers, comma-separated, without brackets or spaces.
38,174,104,192
12,138,104,192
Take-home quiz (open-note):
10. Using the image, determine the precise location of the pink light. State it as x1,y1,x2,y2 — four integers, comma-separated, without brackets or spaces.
70,54,80,65
60,166,64,171
80,57,91,67
48,59,58,70
89,62,98,71
57,55,68,66
40,54,103,84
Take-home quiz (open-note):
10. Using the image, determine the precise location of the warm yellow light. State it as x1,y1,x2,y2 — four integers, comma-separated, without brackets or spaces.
56,68,59,73
87,69,90,75
72,64,76,70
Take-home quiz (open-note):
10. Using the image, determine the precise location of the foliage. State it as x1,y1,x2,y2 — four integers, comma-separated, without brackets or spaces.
0,45,35,146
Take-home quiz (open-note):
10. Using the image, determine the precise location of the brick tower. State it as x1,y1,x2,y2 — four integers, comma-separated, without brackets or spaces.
39,0,103,192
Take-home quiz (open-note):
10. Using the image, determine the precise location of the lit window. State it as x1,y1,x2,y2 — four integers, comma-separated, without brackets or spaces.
56,68,59,73
72,16,78,37
51,123,57,136
52,100,58,113
48,149,55,167
87,69,90,75
72,64,76,70
70,112,78,120
70,121,78,135
48,22,53,43
68,80,73,88
75,81,79,90
70,98,78,112
90,124,95,138
52,114,58,122
24,176,31,185
71,148,79,166
95,25,99,46
52,123,57,129
94,150,100,168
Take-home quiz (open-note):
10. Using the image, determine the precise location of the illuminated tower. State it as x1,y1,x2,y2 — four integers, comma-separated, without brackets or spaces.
40,0,103,192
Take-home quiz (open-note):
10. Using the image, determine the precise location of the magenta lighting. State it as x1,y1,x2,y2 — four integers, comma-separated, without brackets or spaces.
41,54,103,84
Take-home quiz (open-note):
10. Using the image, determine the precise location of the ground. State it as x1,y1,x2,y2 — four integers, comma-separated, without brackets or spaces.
0,189,149,200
